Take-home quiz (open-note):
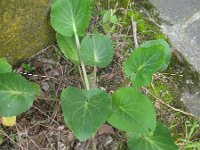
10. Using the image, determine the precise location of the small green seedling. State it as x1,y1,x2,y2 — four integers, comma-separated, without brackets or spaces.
50,0,178,149
22,63,35,73
102,9,119,33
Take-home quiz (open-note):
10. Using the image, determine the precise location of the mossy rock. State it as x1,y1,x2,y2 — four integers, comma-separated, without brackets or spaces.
0,0,55,65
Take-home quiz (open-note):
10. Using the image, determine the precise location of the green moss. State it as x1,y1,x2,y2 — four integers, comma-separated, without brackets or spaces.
150,81,174,103
0,0,55,65
147,51,200,144
167,51,200,94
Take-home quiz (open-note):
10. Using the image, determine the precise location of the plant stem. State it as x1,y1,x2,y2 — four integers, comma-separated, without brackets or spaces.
78,65,86,89
74,32,90,90
93,65,97,86
122,0,131,26
81,62,90,90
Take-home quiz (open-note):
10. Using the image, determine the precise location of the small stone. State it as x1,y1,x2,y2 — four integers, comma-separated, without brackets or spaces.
41,81,50,91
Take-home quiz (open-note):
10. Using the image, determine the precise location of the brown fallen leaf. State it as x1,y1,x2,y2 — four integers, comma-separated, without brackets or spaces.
97,124,115,136
101,73,115,80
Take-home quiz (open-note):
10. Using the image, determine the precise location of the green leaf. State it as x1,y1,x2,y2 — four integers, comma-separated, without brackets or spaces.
140,39,171,71
110,15,118,24
107,87,156,134
61,87,112,141
0,72,40,117
0,58,12,74
51,0,91,37
123,45,165,87
103,10,111,24
80,34,114,68
56,33,80,64
127,123,178,150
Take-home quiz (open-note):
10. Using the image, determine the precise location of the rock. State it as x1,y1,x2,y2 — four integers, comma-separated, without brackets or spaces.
0,0,55,65
149,0,200,24
149,0,200,72
181,91,200,121
167,51,200,122
149,0,200,122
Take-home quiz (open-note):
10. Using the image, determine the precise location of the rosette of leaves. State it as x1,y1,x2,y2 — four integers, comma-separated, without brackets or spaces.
51,0,114,141
51,0,177,149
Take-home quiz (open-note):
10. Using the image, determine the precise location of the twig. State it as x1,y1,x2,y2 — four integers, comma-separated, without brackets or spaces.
15,124,40,149
145,86,197,118
143,9,162,28
0,130,26,150
36,96,59,101
131,15,139,48
157,98,196,118
33,106,59,125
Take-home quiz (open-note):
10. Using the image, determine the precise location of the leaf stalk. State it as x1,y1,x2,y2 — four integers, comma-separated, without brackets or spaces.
74,32,90,90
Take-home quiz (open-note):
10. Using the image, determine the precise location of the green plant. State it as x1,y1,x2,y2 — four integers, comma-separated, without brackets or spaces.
22,63,35,73
50,0,178,149
101,9,119,33
179,120,200,150
0,58,40,126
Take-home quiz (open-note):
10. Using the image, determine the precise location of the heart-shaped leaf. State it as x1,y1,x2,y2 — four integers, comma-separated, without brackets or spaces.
127,123,178,150
51,0,91,37
0,72,40,117
124,45,165,87
80,34,114,68
61,87,112,141
56,33,80,64
107,87,156,134
140,39,171,71
0,58,12,74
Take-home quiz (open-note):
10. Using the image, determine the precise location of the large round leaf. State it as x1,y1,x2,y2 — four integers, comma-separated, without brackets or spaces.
107,87,156,134
0,72,40,117
51,0,91,37
123,45,165,87
80,34,114,68
56,33,80,64
61,87,112,141
140,39,171,71
127,123,178,150
0,58,12,74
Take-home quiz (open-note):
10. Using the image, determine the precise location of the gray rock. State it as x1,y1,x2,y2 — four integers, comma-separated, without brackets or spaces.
149,0,200,24
149,0,200,72
186,20,200,44
149,0,200,121
181,91,200,121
